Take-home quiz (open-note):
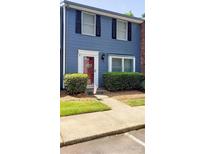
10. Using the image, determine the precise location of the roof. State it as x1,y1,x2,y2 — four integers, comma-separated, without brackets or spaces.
61,1,144,24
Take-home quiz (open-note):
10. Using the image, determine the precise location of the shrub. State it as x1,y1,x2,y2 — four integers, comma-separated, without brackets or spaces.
139,80,145,92
103,72,144,91
64,73,88,95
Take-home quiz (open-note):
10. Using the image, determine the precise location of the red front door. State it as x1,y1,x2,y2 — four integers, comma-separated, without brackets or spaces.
83,56,94,85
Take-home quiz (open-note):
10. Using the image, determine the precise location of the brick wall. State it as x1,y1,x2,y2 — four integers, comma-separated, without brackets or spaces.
140,21,145,74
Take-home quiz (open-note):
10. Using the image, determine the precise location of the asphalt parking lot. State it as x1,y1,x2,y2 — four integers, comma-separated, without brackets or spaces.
61,128,145,154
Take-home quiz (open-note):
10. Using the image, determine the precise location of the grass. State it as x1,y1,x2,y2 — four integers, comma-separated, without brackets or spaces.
126,98,145,107
60,100,111,116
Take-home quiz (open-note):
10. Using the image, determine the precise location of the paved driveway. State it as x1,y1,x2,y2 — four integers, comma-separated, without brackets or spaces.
61,128,145,154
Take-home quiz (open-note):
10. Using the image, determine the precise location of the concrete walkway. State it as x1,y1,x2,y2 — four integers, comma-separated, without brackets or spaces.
60,95,145,146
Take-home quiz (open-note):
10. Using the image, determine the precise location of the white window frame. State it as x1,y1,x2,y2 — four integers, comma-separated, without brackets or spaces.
116,19,128,41
81,11,96,36
108,55,135,72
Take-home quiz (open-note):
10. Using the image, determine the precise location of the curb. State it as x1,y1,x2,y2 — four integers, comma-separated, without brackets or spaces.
60,124,145,147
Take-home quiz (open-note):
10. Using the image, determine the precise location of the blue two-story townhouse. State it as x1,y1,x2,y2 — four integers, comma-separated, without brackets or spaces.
60,1,144,89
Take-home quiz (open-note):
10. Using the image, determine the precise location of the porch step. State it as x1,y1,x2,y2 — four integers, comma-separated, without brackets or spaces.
86,88,107,95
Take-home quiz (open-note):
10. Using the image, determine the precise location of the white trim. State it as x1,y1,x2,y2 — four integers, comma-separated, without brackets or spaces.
108,55,135,72
67,4,143,24
78,49,99,88
60,1,65,7
108,56,112,72
62,5,66,88
78,50,99,56
116,19,128,41
81,11,96,36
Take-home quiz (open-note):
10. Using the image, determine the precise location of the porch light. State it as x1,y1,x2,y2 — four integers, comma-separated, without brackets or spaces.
101,53,105,60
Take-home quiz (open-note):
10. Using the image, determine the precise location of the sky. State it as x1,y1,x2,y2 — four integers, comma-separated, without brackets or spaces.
68,0,145,18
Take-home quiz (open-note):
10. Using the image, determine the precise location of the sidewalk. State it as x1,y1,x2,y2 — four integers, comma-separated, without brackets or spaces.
60,94,145,147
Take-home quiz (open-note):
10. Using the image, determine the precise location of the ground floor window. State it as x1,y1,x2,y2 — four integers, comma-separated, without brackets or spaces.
108,55,135,72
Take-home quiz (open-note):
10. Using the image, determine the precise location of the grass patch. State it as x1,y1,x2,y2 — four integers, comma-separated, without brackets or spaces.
126,98,145,107
60,100,111,116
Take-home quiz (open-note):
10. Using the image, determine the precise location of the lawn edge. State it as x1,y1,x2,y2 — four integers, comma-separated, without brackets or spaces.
126,98,145,107
128,103,145,107
60,100,111,116
60,107,111,117
60,124,145,147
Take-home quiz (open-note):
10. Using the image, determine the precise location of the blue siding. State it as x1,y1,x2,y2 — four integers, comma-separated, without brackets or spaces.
65,8,141,87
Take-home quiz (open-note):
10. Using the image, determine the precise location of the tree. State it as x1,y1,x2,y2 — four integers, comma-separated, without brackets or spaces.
124,11,134,17
142,13,145,18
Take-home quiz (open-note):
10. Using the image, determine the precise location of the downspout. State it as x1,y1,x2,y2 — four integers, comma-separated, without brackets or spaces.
62,3,66,88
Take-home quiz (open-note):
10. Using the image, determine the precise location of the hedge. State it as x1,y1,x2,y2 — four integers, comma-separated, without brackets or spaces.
139,80,145,92
64,73,88,95
103,72,145,91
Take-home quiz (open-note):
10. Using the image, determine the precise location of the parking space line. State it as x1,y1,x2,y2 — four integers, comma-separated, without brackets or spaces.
124,133,145,147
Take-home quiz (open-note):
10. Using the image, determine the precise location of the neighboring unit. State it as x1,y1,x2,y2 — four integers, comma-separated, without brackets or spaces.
60,1,145,89
140,21,145,74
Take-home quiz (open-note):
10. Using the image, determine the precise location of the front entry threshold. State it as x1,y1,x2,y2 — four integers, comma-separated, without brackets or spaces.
87,85,94,89
87,85,98,95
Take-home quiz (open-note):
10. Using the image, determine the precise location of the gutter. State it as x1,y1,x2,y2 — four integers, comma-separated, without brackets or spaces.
62,4,66,88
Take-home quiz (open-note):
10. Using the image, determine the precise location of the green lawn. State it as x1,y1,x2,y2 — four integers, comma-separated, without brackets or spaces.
60,100,111,116
126,98,145,107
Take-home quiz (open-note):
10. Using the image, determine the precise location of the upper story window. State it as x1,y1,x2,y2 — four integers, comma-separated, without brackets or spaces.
82,12,96,36
116,20,128,41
